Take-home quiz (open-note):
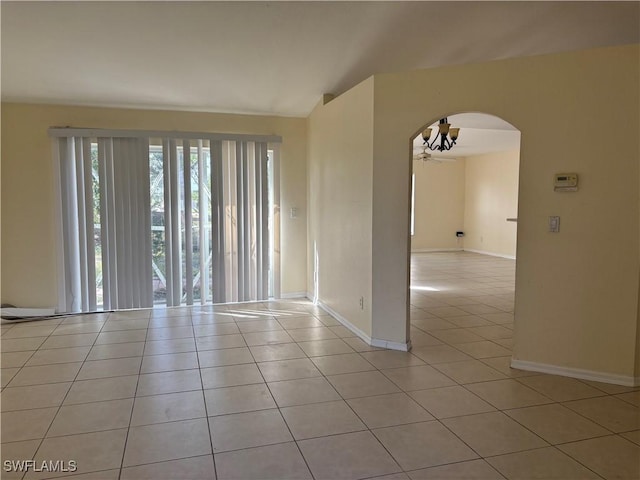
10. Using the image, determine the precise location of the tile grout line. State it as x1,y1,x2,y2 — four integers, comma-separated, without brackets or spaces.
116,308,153,479
190,309,218,480
248,307,319,480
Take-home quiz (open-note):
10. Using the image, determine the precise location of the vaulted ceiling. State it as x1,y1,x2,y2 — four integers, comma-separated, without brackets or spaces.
2,1,638,117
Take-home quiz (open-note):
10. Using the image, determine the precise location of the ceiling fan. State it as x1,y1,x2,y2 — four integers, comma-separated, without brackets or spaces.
413,146,456,164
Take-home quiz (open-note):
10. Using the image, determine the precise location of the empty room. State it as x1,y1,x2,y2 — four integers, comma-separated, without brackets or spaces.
1,2,639,479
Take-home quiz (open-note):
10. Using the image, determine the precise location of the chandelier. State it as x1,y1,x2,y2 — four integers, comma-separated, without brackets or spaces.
422,118,460,152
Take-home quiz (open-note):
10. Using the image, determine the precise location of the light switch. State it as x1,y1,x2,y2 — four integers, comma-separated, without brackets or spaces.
549,216,560,233
290,207,298,219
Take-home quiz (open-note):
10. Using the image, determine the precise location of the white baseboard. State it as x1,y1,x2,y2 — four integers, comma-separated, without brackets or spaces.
371,338,412,352
411,248,463,253
1,307,56,318
511,359,640,387
315,301,372,343
464,248,516,260
313,300,411,352
279,291,307,299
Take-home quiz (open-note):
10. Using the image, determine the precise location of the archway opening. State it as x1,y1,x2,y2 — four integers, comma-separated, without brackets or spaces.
408,112,522,355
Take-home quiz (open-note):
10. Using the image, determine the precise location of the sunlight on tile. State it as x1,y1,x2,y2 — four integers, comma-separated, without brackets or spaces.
1,252,636,479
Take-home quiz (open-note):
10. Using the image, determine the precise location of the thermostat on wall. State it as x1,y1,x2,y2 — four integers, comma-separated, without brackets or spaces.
554,173,578,192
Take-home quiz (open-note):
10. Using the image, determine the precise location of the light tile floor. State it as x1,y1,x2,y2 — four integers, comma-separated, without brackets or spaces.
1,252,638,479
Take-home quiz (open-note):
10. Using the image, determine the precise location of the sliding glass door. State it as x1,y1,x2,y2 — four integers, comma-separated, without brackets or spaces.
52,129,280,313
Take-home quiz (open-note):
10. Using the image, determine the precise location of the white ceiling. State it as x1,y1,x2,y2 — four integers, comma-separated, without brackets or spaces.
1,1,638,117
413,113,521,158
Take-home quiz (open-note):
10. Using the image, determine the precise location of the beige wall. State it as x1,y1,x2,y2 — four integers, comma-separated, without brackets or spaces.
307,79,374,336
463,149,520,258
1,103,308,306
411,149,520,257
410,159,465,251
369,45,639,379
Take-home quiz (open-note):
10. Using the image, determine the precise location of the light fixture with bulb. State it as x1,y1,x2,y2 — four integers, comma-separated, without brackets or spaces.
422,118,460,152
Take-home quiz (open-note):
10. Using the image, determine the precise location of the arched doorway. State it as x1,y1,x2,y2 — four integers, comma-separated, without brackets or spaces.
407,113,522,364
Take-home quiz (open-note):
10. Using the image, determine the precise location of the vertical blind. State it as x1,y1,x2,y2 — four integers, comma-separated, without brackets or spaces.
53,136,153,312
162,138,271,306
51,128,280,313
